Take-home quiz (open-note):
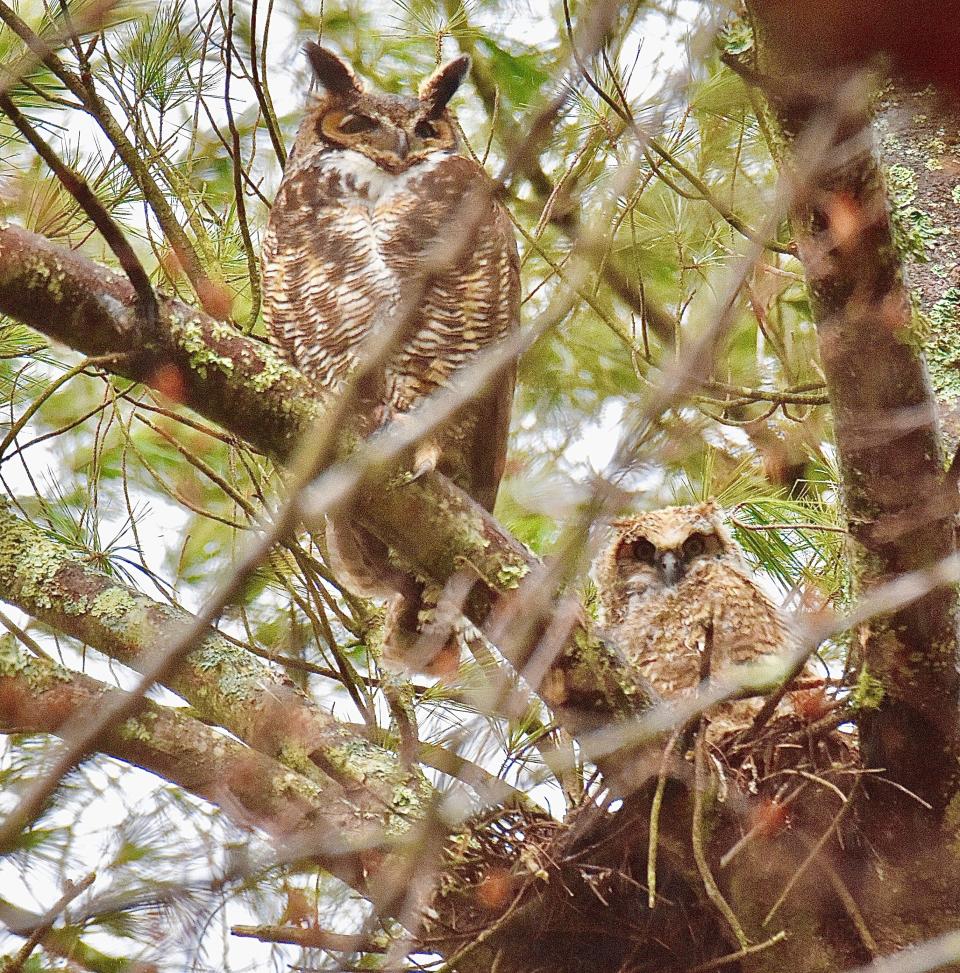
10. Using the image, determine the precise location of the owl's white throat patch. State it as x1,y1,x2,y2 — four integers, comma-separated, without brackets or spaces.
323,150,451,202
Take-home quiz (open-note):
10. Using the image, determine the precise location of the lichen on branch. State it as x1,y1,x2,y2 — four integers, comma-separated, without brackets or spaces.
0,223,654,739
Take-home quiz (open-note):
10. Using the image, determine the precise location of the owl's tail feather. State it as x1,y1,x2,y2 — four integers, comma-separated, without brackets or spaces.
327,518,457,671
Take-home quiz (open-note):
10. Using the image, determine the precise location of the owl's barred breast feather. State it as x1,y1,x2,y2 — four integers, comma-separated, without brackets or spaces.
263,145,519,501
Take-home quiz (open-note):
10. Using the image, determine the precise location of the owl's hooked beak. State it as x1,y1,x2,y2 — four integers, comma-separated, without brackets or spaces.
656,549,683,587
370,126,409,166
369,125,410,162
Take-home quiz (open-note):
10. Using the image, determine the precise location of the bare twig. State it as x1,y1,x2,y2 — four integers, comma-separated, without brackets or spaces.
6,872,96,973
0,0,208,302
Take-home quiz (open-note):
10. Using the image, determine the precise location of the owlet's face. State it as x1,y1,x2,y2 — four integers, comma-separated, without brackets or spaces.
294,43,468,174
598,504,738,621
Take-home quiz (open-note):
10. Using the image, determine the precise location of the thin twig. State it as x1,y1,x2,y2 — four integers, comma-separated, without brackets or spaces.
683,930,788,973
231,924,385,952
0,607,52,661
6,872,95,973
647,727,682,908
0,0,207,301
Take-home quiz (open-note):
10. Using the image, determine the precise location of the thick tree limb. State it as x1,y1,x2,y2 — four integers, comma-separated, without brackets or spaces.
0,224,320,457
0,628,574,964
0,640,377,887
874,85,960,447
0,223,653,736
0,499,430,822
743,14,960,813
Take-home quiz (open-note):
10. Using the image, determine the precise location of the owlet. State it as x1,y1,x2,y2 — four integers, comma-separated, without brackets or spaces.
595,501,819,738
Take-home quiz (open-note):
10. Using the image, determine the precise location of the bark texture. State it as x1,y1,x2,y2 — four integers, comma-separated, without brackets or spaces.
874,85,960,445
746,5,960,817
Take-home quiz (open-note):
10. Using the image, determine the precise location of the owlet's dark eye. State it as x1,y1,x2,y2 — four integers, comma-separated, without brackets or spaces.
338,113,378,135
414,119,438,139
681,535,706,559
624,537,657,564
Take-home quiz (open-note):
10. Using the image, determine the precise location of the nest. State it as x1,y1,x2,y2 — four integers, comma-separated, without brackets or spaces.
715,705,861,852
421,707,864,972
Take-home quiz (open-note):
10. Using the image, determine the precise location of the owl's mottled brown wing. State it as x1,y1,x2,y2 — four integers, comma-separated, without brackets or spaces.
375,155,520,510
262,152,518,510
470,203,520,510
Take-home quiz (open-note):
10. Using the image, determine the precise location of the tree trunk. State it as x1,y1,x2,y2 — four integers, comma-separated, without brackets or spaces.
746,1,960,820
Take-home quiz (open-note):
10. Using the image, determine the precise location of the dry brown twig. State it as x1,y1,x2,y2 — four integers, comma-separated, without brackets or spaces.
4,872,95,973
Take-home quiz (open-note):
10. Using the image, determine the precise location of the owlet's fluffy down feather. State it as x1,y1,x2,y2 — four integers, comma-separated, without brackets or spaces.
595,502,820,738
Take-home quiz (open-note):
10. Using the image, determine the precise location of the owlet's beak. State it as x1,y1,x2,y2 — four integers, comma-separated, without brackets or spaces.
656,550,682,587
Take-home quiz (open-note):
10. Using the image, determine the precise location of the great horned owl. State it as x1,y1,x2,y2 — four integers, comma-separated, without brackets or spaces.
595,501,813,737
262,45,519,655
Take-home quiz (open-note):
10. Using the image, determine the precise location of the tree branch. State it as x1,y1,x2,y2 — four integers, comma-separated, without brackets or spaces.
0,499,429,821
0,640,377,887
5,871,95,973
0,896,140,973
0,223,653,739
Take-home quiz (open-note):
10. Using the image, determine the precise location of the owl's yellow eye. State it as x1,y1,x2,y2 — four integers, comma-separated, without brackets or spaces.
338,113,378,135
414,119,438,140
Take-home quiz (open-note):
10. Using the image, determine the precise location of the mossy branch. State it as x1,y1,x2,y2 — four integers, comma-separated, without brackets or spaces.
0,499,430,824
0,223,654,741
0,639,378,887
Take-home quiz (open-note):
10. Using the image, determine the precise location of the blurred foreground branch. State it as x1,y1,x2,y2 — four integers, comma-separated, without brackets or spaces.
0,223,653,742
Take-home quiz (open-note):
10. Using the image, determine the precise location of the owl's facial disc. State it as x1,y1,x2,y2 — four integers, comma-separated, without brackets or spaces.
618,529,723,590
304,46,466,172
319,107,457,171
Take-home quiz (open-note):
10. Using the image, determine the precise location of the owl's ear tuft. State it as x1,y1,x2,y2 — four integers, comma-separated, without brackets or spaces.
304,42,364,97
419,55,471,117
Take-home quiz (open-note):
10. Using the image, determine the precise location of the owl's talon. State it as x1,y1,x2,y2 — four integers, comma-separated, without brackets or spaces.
410,441,441,482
